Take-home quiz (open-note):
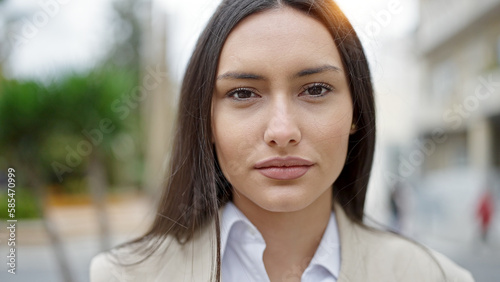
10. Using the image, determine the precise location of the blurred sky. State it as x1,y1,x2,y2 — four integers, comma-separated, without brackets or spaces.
0,0,114,80
1,0,418,82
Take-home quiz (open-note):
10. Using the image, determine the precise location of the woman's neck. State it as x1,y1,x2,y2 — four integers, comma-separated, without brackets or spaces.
232,186,333,281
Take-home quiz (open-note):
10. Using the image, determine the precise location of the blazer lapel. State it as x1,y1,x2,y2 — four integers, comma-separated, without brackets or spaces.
333,201,367,282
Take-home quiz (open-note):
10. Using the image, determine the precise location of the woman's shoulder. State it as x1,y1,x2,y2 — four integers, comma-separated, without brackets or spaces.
333,204,474,281
89,240,176,282
89,227,217,282
346,223,474,281
90,251,127,282
374,228,472,281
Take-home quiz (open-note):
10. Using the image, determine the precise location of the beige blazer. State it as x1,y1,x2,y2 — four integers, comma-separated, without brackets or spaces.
90,202,474,281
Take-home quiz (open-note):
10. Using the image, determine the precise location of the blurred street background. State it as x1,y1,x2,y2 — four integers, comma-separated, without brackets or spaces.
0,0,499,281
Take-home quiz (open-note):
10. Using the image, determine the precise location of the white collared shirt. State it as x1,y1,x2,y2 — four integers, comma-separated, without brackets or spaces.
221,201,340,282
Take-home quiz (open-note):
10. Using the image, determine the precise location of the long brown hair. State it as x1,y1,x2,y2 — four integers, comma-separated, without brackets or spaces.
117,0,375,280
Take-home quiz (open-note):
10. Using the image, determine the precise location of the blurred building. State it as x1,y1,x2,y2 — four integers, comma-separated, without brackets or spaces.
417,0,500,173
410,0,500,249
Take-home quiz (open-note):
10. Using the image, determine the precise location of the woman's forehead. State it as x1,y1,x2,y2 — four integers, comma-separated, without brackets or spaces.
217,7,343,77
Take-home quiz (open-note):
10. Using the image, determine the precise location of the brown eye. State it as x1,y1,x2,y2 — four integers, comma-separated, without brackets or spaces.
308,86,325,96
301,83,333,97
234,90,253,99
227,88,258,100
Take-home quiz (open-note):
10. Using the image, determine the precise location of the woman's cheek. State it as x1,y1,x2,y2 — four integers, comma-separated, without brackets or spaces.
214,118,259,183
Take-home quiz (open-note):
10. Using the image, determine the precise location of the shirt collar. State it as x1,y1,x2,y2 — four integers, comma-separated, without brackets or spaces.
307,207,341,279
220,201,261,258
220,201,340,279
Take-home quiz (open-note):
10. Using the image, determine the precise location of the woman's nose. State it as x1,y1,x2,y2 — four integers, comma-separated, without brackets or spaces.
263,98,302,148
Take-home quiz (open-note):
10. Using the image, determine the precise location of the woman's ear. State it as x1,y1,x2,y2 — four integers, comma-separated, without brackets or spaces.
350,123,357,135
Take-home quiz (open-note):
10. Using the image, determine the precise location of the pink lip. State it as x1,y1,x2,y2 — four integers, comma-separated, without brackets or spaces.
254,156,314,180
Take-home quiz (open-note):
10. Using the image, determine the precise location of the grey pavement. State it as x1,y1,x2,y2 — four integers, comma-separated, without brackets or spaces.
0,235,132,282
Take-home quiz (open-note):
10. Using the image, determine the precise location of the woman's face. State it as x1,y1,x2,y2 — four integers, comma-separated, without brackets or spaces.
211,7,354,213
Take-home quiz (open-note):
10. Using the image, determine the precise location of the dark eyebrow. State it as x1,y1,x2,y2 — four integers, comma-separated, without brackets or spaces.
216,64,342,81
295,65,342,77
216,72,266,81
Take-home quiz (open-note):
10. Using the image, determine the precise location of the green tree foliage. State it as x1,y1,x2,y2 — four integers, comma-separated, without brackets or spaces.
0,67,140,191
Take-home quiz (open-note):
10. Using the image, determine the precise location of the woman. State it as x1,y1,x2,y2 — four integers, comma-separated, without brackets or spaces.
91,0,474,281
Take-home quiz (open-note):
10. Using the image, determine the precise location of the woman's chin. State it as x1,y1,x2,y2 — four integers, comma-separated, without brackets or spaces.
254,193,316,213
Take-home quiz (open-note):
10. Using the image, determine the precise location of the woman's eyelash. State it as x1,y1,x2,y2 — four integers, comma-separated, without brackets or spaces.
301,83,334,97
226,88,258,100
225,83,334,101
